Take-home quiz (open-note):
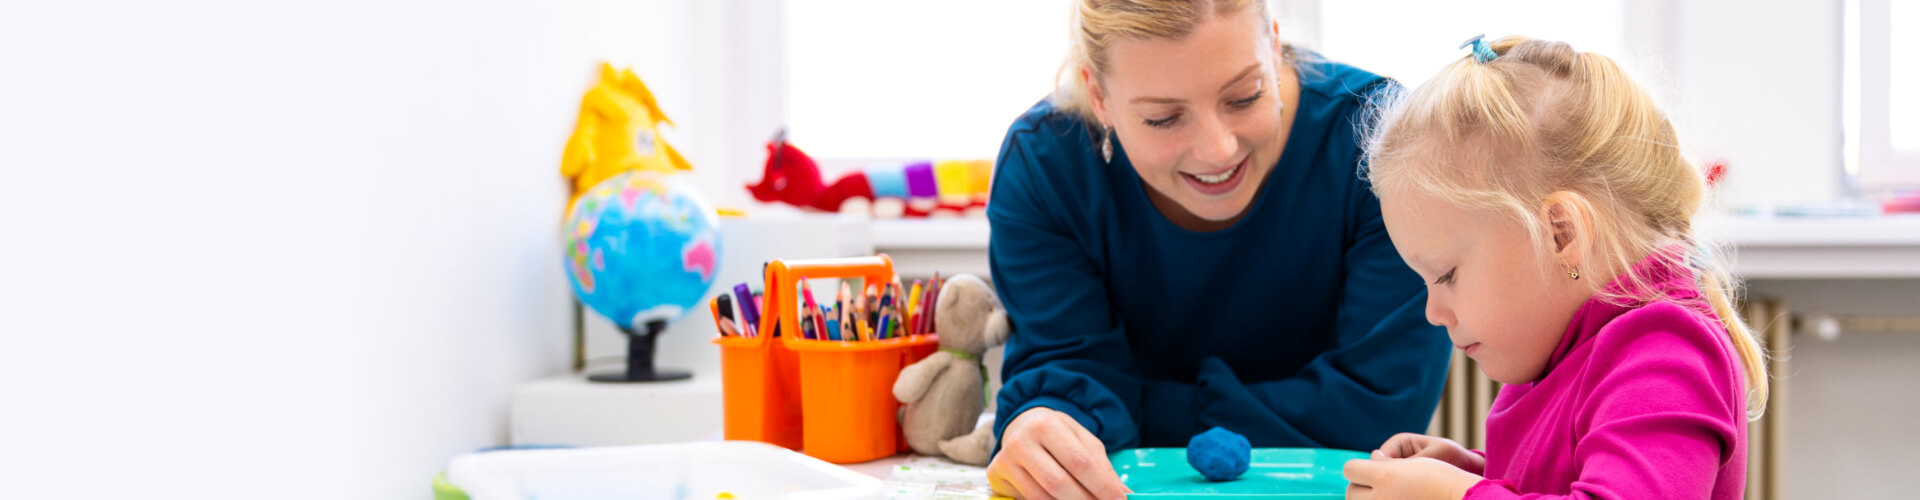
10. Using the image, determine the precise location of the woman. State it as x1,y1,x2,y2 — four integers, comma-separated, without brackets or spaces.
986,1,1450,498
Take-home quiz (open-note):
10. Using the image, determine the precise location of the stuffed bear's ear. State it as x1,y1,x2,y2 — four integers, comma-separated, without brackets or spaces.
984,310,1010,346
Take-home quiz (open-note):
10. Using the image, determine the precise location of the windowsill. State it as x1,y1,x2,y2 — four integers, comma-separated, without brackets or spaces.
1697,213,1920,247
868,214,1920,280
869,214,1920,249
870,218,991,249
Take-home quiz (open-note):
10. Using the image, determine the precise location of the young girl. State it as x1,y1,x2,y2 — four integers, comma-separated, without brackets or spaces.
1340,36,1769,500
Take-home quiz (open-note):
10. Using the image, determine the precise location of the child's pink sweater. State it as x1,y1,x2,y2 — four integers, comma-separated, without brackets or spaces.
1466,255,1748,500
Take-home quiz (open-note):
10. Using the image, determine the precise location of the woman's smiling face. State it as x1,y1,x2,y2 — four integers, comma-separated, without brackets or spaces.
1087,8,1290,224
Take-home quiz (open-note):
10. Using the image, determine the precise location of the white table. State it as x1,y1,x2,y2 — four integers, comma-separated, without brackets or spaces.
843,454,915,479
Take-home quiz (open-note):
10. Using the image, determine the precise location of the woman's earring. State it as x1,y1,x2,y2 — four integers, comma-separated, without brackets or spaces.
1101,125,1114,164
1568,266,1581,280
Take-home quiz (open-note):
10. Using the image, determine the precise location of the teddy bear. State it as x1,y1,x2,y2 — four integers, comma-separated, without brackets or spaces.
892,274,1009,465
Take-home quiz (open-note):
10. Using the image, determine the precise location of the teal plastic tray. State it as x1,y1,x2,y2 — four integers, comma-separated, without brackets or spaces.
1112,448,1367,498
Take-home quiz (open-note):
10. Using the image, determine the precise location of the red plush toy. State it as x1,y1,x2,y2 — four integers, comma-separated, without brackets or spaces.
746,133,991,218
746,136,875,213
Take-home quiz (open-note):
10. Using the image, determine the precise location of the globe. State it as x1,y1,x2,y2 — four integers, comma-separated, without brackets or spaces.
564,170,722,334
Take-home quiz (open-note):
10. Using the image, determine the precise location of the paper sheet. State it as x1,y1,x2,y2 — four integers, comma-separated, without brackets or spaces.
880,456,999,500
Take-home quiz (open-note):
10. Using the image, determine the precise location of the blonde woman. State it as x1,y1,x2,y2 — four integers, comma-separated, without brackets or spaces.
1341,37,1766,500
986,1,1449,498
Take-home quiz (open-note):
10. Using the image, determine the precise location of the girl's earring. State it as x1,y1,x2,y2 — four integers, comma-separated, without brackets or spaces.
1568,266,1581,280
1101,125,1114,164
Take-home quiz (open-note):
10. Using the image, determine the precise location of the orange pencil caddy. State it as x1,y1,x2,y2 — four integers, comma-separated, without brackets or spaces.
712,255,939,464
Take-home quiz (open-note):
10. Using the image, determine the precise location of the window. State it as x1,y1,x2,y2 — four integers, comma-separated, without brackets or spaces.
786,0,1073,164
1893,1,1920,151
784,0,1645,174
1315,0,1625,86
1847,0,1920,192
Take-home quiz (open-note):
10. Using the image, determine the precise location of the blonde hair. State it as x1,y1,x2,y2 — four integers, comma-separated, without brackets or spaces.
1364,36,1769,420
1052,0,1284,127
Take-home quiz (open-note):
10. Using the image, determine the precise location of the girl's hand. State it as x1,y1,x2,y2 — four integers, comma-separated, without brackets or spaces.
987,407,1131,500
1343,456,1483,500
1375,433,1485,474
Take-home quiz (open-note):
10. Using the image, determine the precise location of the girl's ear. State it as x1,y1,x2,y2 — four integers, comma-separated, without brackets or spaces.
1083,66,1110,127
1541,191,1595,269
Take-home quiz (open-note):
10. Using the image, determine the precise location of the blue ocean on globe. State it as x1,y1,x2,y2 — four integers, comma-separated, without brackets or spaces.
563,171,722,331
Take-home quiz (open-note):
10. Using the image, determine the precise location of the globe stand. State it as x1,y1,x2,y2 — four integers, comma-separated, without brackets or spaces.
588,319,691,383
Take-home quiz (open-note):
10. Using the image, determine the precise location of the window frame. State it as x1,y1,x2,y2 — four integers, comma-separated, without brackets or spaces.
1847,0,1920,194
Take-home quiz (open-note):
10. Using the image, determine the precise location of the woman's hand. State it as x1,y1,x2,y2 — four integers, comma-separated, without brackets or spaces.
1343,455,1483,500
986,407,1131,500
1374,433,1484,474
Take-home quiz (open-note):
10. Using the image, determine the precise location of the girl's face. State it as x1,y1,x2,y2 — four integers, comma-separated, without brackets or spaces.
1088,9,1291,223
1379,190,1593,385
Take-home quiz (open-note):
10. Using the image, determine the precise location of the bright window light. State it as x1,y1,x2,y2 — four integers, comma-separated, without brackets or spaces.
1890,0,1919,152
1317,0,1624,87
787,0,1074,160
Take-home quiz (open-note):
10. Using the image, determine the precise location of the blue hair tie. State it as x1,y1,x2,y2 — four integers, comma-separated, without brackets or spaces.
1460,34,1497,63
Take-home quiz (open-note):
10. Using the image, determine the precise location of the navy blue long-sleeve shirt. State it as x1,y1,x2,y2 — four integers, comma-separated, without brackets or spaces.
988,57,1450,453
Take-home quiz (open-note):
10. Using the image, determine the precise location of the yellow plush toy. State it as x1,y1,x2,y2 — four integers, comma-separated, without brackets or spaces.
560,63,694,213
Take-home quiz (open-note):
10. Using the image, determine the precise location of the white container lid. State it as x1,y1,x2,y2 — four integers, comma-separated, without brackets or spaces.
447,440,881,500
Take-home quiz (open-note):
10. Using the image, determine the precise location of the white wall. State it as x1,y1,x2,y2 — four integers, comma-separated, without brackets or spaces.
0,1,755,498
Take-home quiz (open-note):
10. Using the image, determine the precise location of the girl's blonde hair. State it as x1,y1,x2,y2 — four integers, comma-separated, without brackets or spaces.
1364,36,1769,420
1051,0,1285,127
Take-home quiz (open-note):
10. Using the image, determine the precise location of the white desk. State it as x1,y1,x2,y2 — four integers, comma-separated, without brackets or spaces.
844,454,914,480
873,215,1920,280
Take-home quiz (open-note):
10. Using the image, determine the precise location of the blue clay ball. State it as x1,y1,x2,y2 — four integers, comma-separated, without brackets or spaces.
1186,426,1251,481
